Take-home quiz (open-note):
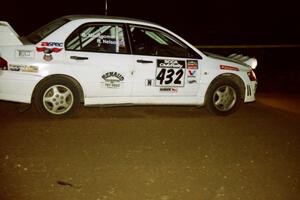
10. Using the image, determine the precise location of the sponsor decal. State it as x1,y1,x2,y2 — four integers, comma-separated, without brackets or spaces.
36,47,63,53
188,79,197,84
145,79,153,86
41,42,63,47
247,85,252,96
43,49,53,61
43,54,52,61
8,64,38,73
220,65,239,71
159,87,178,93
22,65,39,73
158,59,185,68
187,67,197,84
36,42,63,61
102,71,124,88
16,50,34,58
8,65,20,71
36,47,62,53
37,42,63,53
156,59,186,87
187,60,198,69
188,69,197,77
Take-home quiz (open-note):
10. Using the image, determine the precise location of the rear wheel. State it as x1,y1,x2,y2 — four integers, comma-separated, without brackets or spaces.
34,77,80,116
206,79,241,115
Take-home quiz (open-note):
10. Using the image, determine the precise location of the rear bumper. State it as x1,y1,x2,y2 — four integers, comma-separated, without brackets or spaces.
0,72,39,103
0,93,32,103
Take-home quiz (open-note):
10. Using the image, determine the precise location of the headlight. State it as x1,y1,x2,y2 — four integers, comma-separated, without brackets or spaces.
245,58,258,69
247,70,257,81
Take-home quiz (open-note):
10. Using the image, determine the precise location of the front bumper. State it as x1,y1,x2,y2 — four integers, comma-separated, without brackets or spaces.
244,81,257,103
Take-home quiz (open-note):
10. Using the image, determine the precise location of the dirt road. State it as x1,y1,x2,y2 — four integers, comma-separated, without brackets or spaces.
0,94,299,200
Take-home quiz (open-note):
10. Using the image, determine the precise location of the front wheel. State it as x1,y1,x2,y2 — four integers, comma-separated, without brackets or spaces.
205,79,242,116
34,77,80,116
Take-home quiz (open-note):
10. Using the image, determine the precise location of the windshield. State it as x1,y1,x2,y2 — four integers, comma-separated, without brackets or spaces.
26,18,70,44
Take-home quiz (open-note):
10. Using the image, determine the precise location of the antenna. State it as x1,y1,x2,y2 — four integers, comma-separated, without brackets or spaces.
105,0,108,16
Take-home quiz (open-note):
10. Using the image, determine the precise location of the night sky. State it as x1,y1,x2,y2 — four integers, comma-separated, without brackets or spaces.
3,0,300,45
2,0,300,93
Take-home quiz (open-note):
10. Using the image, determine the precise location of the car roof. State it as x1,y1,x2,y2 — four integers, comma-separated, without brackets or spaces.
62,15,160,26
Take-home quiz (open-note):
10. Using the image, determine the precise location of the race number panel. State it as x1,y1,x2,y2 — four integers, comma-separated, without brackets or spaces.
155,59,186,87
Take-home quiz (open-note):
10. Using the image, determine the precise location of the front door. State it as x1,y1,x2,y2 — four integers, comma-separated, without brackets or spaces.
128,25,202,97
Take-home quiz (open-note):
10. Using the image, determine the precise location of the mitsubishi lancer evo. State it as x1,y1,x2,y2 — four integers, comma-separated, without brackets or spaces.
0,15,257,116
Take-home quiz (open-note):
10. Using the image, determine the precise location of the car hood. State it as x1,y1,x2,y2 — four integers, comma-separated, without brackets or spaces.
203,51,257,69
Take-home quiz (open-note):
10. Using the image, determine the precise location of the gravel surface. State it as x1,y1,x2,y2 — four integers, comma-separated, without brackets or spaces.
0,95,299,200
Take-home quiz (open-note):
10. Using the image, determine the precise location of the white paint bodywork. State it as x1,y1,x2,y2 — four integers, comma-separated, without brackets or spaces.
0,16,257,107
0,21,23,46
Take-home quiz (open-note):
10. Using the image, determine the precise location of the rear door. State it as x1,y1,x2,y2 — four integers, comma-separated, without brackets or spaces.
64,23,134,99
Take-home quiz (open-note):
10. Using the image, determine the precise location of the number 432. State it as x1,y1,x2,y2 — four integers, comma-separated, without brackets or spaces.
156,68,184,86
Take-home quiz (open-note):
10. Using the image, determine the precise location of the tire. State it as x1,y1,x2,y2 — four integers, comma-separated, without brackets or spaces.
34,77,80,117
205,79,242,116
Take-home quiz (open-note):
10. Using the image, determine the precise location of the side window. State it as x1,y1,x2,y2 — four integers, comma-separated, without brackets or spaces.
129,25,200,58
65,24,128,54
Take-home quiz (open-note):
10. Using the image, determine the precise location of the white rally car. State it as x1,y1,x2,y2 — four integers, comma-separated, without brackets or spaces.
0,15,257,116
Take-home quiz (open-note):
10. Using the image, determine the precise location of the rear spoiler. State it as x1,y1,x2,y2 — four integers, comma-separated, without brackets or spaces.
0,21,23,46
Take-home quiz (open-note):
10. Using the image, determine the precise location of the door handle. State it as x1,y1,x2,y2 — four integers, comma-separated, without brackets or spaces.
136,59,153,64
70,56,89,60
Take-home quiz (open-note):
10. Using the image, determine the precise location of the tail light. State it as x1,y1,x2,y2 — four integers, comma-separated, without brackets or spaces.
0,57,8,70
247,70,257,81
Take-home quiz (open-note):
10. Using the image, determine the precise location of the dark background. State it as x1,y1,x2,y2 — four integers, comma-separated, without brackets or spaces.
2,0,300,93
1,3,300,199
